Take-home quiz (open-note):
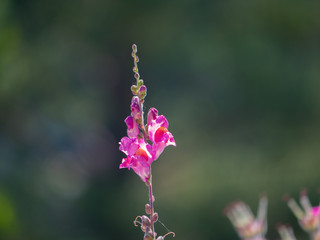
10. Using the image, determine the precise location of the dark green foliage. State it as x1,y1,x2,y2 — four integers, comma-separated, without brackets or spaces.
1,0,320,239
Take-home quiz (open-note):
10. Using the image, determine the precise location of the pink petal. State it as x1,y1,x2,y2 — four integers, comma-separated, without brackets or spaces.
125,116,139,138
119,157,132,169
119,137,139,156
132,160,150,183
147,108,158,126
148,115,168,142
131,96,141,119
152,142,166,160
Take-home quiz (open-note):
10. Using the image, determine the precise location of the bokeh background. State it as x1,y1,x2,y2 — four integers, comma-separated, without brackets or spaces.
1,0,320,239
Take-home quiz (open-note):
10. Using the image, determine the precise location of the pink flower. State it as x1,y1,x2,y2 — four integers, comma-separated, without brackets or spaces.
147,108,176,160
119,137,153,182
119,107,176,182
125,116,139,138
224,196,268,240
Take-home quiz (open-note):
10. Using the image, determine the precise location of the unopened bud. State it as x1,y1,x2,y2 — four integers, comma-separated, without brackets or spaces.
137,79,144,87
135,56,139,63
132,44,137,53
133,66,137,73
131,96,141,119
125,116,139,138
145,204,152,214
131,85,138,95
134,73,140,80
151,212,158,223
147,108,158,125
138,85,147,99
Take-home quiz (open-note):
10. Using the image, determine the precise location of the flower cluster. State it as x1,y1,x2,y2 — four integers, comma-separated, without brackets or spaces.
119,44,176,240
119,45,176,184
285,190,320,240
119,106,175,183
224,196,268,240
225,190,320,240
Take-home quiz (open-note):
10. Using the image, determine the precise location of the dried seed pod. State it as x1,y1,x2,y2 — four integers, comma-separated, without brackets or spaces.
151,212,158,223
145,204,152,214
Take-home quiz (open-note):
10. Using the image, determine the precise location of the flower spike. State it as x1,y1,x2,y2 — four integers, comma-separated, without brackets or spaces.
119,44,176,239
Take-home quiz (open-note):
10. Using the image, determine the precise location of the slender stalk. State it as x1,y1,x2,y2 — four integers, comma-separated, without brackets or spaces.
148,167,155,234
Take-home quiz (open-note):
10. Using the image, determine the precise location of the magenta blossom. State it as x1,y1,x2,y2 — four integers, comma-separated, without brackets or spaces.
119,137,153,182
119,107,175,182
224,196,268,240
147,108,176,160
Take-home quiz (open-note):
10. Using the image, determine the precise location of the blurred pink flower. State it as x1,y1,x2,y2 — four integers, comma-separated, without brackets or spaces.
224,196,268,240
286,190,320,239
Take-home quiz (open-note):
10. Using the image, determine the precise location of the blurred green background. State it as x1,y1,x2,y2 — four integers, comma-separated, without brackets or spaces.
1,0,320,239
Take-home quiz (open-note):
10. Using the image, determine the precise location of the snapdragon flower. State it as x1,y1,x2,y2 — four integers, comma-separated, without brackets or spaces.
147,108,176,160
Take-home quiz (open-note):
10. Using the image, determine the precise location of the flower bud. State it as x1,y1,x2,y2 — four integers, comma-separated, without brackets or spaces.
133,66,138,73
138,85,147,100
151,213,158,223
131,85,138,95
125,116,139,138
132,44,137,53
145,204,152,214
147,108,158,125
131,96,141,119
137,79,144,87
